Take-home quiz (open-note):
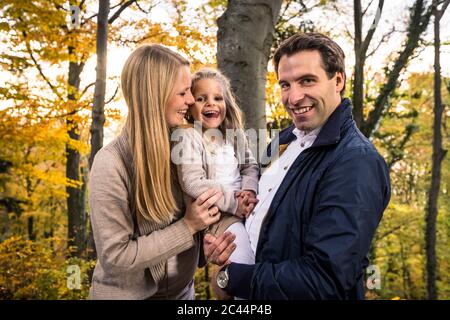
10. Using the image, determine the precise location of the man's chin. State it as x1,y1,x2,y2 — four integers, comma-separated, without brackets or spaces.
294,122,313,132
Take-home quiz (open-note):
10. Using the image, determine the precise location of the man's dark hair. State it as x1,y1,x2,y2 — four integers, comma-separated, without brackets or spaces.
273,32,346,97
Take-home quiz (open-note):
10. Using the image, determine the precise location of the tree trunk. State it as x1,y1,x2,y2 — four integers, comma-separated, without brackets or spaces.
352,0,384,128
352,0,384,129
204,265,211,300
25,175,35,241
353,0,364,128
67,47,86,258
217,0,283,132
89,0,109,169
27,216,35,241
0,159,12,173
353,62,364,127
425,0,449,300
86,0,109,260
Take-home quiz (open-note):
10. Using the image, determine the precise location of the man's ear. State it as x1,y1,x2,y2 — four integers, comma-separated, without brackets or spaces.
335,72,345,92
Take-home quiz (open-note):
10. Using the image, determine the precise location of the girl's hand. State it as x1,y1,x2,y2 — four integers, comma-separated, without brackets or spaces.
235,190,258,218
183,189,223,234
235,190,256,199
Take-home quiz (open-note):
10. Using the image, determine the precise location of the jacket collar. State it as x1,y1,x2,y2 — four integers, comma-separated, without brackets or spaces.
311,98,353,148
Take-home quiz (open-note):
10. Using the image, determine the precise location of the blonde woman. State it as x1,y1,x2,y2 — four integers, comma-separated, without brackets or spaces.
89,45,227,300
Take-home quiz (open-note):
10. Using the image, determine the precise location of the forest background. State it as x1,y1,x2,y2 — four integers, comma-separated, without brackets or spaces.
0,0,449,300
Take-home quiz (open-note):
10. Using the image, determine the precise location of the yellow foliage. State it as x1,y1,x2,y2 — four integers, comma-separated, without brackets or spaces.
266,70,290,129
0,236,94,299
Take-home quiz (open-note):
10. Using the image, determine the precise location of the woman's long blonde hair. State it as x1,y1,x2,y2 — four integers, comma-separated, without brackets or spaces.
121,44,189,224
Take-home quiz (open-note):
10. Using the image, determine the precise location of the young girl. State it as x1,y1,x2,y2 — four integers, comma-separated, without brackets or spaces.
172,68,259,270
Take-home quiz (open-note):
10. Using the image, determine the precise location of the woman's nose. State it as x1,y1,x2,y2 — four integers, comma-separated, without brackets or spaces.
186,91,195,105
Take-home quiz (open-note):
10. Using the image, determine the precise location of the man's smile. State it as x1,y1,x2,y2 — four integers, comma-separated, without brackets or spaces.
289,105,314,115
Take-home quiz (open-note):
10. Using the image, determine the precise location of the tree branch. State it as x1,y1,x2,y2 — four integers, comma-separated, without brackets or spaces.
386,124,418,169
108,0,137,24
344,24,354,41
366,25,397,58
375,217,420,241
42,105,84,120
279,0,293,23
110,0,127,10
361,0,384,57
79,0,87,10
277,0,314,26
105,86,119,105
23,34,64,101
81,0,136,25
79,82,96,99
437,0,450,20
113,30,166,45
362,0,375,16
362,0,433,137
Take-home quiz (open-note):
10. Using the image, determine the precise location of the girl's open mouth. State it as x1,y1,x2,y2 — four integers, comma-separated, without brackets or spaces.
202,110,220,119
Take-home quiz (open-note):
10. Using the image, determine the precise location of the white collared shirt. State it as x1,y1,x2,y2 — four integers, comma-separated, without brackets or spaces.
211,142,242,191
245,126,322,253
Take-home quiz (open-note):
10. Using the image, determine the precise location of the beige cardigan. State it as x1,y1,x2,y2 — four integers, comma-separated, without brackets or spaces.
89,132,202,300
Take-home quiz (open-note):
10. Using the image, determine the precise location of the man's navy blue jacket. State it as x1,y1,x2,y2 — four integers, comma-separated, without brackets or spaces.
226,98,391,299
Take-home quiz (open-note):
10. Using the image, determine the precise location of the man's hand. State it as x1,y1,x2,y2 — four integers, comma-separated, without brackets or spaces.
204,232,236,300
204,231,236,265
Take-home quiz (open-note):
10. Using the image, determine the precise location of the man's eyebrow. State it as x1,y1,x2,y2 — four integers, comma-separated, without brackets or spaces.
296,73,318,80
278,73,318,85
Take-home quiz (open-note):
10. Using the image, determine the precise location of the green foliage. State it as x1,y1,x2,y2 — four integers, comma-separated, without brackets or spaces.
369,73,450,299
194,266,212,300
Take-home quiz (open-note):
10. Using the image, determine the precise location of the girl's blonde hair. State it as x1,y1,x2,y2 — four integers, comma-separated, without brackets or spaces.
121,44,189,224
190,68,245,133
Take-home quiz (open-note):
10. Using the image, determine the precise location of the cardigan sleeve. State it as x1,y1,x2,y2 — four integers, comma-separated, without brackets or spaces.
239,145,259,194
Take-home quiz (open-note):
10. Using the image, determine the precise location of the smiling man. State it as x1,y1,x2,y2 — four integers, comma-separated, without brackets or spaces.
205,33,391,299
278,48,344,133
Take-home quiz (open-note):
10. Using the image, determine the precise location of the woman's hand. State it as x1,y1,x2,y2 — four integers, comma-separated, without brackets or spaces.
183,189,223,234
